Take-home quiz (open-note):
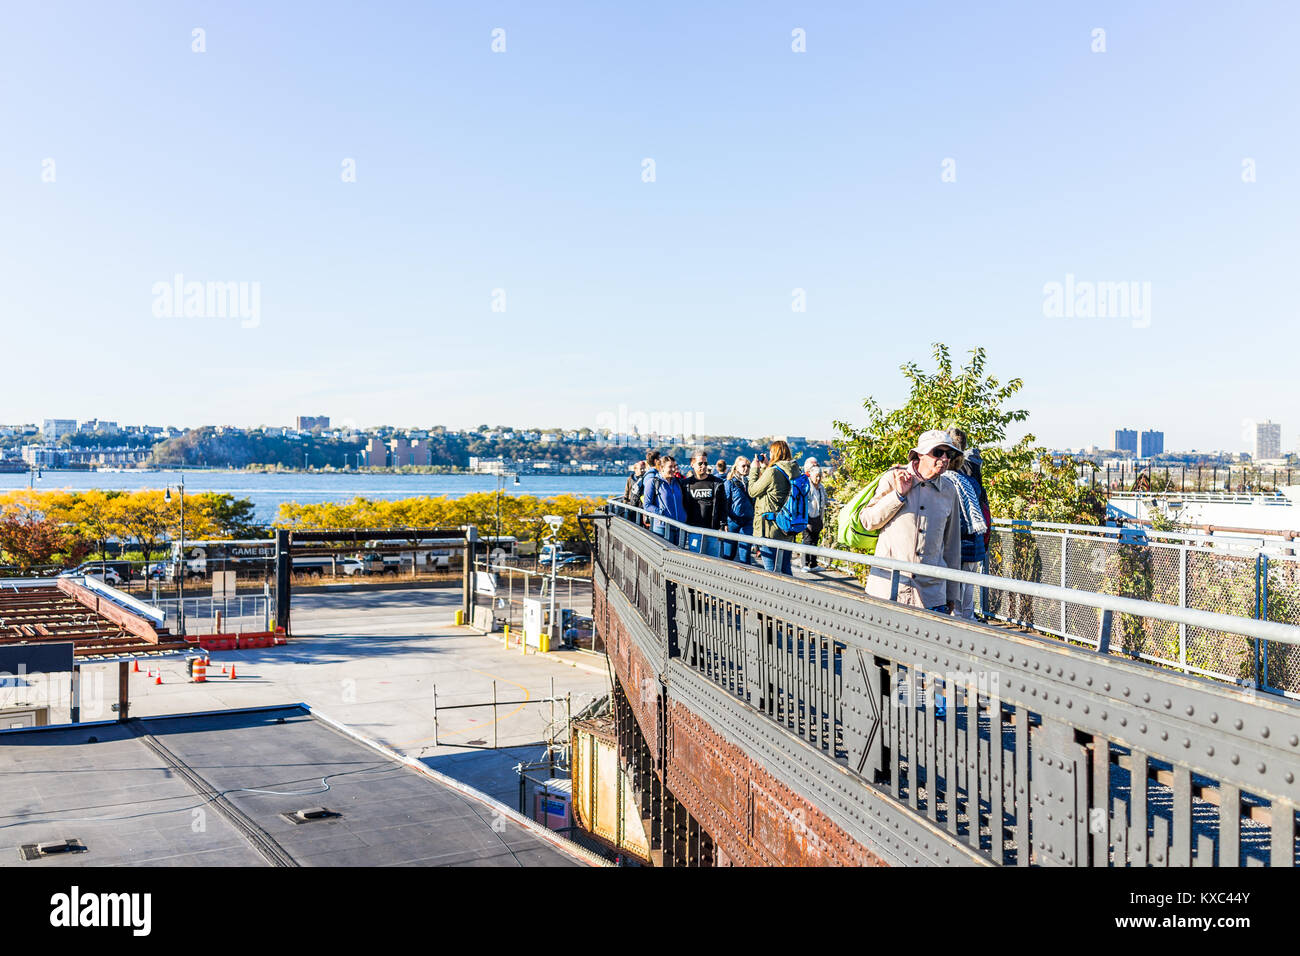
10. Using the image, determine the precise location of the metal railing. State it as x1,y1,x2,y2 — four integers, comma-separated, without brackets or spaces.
473,558,592,636
605,501,1300,649
591,506,1300,867
983,520,1300,697
613,498,1300,697
149,593,274,636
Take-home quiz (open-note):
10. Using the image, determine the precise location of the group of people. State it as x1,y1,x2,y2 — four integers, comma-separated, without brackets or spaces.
619,425,991,620
621,441,829,575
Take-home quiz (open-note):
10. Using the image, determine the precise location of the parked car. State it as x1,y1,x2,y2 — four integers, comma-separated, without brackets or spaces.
60,562,128,586
555,555,589,570
538,548,577,566
292,556,367,577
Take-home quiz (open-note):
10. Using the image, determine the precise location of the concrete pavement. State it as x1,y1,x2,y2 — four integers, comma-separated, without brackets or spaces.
91,589,612,777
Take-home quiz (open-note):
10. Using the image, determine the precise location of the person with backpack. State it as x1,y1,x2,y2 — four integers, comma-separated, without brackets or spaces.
859,429,963,611
643,455,686,545
722,457,754,564
680,449,728,556
633,451,660,526
747,440,804,576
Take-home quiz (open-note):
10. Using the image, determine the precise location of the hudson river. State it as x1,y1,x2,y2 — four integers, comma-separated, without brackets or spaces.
0,471,626,523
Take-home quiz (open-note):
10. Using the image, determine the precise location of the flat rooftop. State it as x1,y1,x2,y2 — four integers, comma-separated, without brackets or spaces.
0,705,593,867
0,578,189,660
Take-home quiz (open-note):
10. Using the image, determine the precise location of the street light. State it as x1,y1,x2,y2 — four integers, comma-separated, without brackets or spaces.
27,464,41,489
495,472,521,544
165,474,186,635
542,514,563,644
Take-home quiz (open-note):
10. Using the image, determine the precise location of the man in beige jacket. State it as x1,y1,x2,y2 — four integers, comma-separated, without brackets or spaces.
862,429,964,612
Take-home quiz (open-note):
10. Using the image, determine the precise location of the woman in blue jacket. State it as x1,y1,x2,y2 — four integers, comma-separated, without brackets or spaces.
722,457,754,563
643,456,687,546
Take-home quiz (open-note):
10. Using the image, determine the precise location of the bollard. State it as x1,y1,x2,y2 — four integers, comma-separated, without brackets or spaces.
503,623,510,648
454,609,464,626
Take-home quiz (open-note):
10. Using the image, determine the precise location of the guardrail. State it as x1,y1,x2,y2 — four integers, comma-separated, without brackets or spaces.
991,518,1298,552
149,594,273,636
590,505,1300,867
606,499,1300,646
611,498,1300,698
981,521,1300,697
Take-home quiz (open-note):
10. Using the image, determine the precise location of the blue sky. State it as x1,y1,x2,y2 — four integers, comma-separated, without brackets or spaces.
2,1,1297,452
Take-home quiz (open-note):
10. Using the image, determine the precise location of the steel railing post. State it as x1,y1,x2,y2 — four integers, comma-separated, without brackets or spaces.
1060,531,1069,635
1254,554,1263,688
1179,547,1187,673
1098,609,1113,655
1261,554,1271,690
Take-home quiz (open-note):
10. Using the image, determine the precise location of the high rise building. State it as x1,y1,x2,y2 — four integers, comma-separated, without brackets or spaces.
363,437,387,467
42,419,76,439
410,439,434,466
1113,429,1138,455
389,438,412,468
1140,430,1164,459
1255,420,1282,461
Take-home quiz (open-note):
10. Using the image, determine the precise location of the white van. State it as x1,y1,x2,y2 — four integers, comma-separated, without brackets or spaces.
293,556,367,577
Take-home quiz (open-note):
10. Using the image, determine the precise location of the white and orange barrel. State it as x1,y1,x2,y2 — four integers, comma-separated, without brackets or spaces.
191,658,207,683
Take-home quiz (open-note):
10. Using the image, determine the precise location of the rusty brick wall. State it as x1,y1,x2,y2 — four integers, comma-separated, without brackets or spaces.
597,578,888,868
595,583,661,767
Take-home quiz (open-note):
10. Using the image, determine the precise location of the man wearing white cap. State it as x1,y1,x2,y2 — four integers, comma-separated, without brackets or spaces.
859,429,963,612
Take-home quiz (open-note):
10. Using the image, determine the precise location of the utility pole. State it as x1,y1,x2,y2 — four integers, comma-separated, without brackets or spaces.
166,474,186,634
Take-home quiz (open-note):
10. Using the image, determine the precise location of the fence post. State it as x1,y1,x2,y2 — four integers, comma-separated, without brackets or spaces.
1060,531,1069,635
1260,554,1270,690
1098,609,1113,655
1253,554,1264,688
1178,547,1187,674
979,555,989,618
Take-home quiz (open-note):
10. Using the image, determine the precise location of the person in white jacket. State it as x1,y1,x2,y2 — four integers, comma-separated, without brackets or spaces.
861,430,963,612
800,459,828,570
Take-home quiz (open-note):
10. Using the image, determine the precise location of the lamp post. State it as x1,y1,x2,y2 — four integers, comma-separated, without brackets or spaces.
27,464,41,489
495,472,521,544
165,474,186,635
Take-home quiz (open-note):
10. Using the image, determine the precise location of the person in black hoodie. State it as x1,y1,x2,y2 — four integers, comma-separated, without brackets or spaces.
680,449,727,556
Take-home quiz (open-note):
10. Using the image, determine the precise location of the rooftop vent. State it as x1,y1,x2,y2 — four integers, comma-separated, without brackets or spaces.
282,807,341,825
19,839,86,861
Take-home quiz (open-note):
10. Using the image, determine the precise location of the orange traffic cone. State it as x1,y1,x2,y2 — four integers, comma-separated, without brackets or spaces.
220,664,228,674
132,659,140,673
154,672,163,685
228,665,237,680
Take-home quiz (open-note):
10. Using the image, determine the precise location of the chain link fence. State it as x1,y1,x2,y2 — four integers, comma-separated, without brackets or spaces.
984,524,1300,697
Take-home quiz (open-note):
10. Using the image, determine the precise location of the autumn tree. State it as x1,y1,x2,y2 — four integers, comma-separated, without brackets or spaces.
831,343,1034,521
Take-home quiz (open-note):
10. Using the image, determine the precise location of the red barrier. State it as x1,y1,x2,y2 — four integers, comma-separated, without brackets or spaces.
197,632,279,651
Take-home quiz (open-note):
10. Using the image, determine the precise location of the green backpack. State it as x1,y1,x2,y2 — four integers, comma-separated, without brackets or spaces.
835,472,889,554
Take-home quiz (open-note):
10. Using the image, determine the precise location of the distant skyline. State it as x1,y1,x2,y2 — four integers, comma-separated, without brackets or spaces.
3,2,1297,451
5,412,1290,456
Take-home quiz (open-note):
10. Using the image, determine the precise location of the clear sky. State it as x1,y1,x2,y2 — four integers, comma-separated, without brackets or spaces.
2,1,1297,452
